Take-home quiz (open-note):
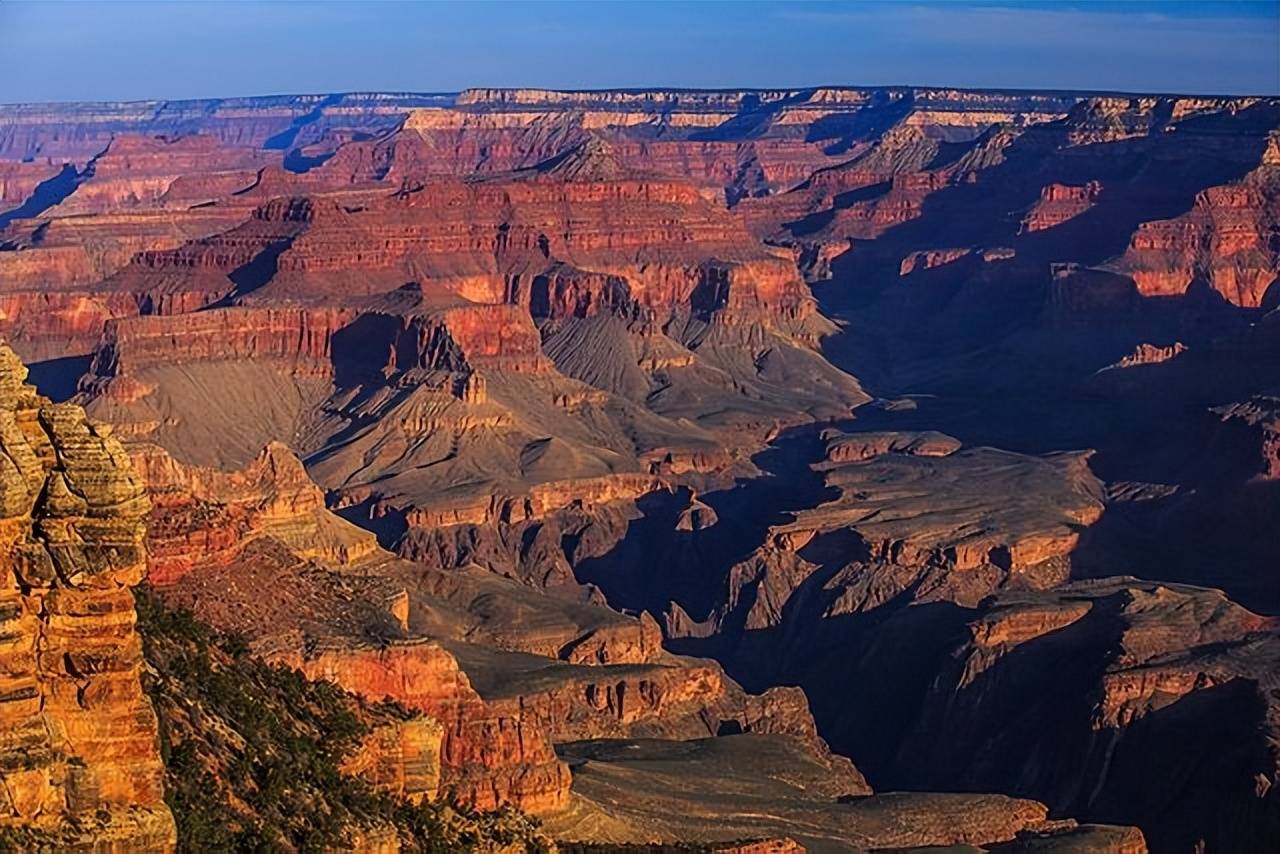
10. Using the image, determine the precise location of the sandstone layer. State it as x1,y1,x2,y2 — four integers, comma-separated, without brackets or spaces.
0,340,174,851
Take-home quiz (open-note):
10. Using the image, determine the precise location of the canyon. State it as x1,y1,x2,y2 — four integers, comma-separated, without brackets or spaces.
1,84,1278,851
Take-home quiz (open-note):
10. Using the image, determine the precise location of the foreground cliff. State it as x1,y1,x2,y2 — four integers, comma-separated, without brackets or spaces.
0,340,175,851
0,337,555,852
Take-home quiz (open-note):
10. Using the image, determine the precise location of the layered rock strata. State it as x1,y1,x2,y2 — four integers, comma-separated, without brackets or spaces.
860,580,1280,853
0,340,175,851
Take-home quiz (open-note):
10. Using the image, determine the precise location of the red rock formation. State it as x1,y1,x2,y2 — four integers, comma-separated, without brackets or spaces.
339,714,444,804
675,491,720,532
0,205,262,359
0,340,174,850
1060,96,1262,145
50,134,270,216
293,641,572,814
1020,180,1102,233
77,293,562,427
129,433,864,822
889,580,1280,853
1114,134,1280,307
85,306,354,387
72,165,862,516
133,440,378,584
126,437,574,814
0,291,148,362
0,94,438,162
0,243,98,288
398,473,662,530
663,436,1107,717
899,247,971,276
743,123,1017,260
83,164,823,332
610,139,842,197
1100,341,1188,371
0,160,61,212
1,203,252,280
800,444,1102,575
821,428,962,463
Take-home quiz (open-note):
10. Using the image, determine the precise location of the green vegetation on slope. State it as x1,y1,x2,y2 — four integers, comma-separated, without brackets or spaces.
135,586,552,853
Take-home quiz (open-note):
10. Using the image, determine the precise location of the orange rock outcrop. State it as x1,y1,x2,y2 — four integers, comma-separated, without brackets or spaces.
49,134,270,217
133,440,378,584
0,160,61,211
130,435,861,820
0,340,174,851
1020,180,1102,233
293,641,572,814
131,438,575,814
1117,165,1280,307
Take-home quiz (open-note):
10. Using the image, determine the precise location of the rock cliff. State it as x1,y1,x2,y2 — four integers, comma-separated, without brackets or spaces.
864,579,1280,853
0,339,175,851
1112,140,1280,307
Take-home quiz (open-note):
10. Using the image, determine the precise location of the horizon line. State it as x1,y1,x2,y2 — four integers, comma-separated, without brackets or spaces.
3,81,1279,110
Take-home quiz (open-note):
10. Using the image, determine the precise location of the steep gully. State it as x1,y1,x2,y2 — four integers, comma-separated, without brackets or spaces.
0,163,80,230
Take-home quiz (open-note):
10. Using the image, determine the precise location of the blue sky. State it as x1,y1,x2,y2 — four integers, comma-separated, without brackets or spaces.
1,1,1276,103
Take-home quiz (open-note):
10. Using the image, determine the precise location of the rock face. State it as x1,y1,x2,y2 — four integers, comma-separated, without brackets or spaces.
1099,341,1188,371
642,441,1275,852
859,580,1280,854
127,438,569,813
0,93,450,163
290,640,573,814
1112,133,1280,307
0,160,62,214
1212,396,1280,480
800,444,1102,574
131,439,379,585
0,340,174,851
48,134,272,217
667,433,1104,659
820,427,962,463
68,164,868,539
1020,181,1103,233
134,588,556,852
